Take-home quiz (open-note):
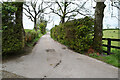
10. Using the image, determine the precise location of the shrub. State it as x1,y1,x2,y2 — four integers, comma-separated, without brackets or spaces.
39,23,46,35
51,16,94,53
25,29,40,43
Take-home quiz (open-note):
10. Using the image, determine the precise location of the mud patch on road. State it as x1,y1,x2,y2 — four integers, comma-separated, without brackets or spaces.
76,58,83,60
62,47,66,49
46,49,55,52
54,60,62,68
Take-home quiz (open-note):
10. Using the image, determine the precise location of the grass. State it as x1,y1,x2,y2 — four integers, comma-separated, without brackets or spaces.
25,29,36,33
102,53,120,68
88,29,120,68
88,51,120,68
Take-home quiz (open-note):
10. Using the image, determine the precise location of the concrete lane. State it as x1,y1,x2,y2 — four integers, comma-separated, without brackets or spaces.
2,33,118,78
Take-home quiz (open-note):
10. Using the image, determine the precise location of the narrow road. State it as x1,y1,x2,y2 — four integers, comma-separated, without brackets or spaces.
3,33,118,78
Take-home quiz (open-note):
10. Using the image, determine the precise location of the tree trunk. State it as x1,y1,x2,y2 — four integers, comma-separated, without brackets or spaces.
93,2,106,54
34,17,37,31
61,17,65,24
60,1,67,24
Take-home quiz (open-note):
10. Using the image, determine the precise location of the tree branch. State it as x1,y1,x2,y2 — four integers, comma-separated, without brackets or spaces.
56,1,64,14
77,11,87,16
31,1,37,15
50,8,62,17
65,8,77,15
23,12,34,22
111,2,120,10
23,7,34,19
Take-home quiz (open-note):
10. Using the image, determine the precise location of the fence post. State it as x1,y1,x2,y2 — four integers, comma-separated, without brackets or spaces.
107,38,111,55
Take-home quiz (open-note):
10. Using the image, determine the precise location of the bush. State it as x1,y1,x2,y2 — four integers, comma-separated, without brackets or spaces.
25,29,40,43
39,23,46,35
51,16,94,53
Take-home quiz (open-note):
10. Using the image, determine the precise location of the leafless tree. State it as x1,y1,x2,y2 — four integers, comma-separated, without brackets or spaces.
49,0,91,24
23,0,51,31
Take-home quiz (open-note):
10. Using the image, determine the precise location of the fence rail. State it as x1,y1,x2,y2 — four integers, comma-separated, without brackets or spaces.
102,38,120,55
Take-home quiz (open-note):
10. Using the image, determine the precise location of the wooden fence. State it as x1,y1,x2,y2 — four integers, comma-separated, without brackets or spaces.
102,38,120,55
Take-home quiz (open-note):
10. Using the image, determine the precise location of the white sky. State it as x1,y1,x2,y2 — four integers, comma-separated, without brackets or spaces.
22,0,119,30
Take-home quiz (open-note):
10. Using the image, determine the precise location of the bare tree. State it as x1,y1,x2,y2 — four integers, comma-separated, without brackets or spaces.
23,0,51,31
49,0,91,24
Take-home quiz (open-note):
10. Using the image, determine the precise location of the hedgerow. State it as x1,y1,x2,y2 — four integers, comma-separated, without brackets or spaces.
2,2,24,55
2,24,24,54
2,28,41,55
51,16,94,53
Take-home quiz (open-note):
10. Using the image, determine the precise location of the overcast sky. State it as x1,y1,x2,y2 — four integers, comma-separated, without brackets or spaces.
22,0,119,30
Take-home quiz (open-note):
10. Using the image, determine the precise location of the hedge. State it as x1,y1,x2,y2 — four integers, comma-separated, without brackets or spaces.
2,2,25,55
50,16,94,53
2,27,41,55
2,24,24,54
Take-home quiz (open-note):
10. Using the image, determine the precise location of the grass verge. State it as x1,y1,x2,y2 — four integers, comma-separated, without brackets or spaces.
88,49,120,68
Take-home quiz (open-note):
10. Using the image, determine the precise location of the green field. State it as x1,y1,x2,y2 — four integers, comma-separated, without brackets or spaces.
102,29,120,54
103,29,120,47
103,29,119,39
